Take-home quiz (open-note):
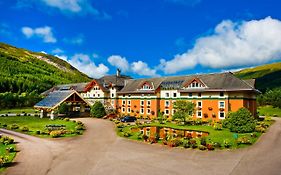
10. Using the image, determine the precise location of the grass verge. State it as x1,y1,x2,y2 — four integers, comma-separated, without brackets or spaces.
258,105,281,117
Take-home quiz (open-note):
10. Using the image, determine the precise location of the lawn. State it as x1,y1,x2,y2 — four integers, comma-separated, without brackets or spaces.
258,105,281,117
0,108,38,114
0,138,16,172
116,120,269,150
0,116,85,138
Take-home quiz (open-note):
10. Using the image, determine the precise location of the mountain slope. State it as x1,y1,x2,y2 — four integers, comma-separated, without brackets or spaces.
0,42,91,93
235,62,281,92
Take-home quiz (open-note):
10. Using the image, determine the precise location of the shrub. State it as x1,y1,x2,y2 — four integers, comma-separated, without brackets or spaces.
75,125,85,130
188,139,197,149
2,123,7,128
200,137,207,146
49,130,63,138
206,143,214,150
255,126,266,133
213,142,221,149
182,140,190,148
6,146,15,153
116,123,124,128
237,136,252,145
224,139,231,148
213,123,222,130
64,118,70,121
198,145,207,150
58,103,70,114
1,136,14,145
90,101,106,118
223,108,257,133
167,138,181,147
35,130,41,135
123,132,131,137
77,121,83,125
142,134,149,141
10,124,19,130
20,126,29,132
0,155,9,167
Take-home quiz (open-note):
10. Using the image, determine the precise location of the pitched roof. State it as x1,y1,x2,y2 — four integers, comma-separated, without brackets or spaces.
41,82,89,96
118,72,258,94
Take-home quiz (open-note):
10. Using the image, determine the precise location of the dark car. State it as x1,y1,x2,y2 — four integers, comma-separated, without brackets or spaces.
120,116,137,122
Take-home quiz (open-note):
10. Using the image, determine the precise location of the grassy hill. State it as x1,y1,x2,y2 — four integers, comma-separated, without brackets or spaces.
0,42,91,93
235,62,281,92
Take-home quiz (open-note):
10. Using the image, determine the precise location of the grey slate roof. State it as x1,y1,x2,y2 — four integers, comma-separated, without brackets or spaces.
35,90,75,109
118,72,258,94
41,82,89,96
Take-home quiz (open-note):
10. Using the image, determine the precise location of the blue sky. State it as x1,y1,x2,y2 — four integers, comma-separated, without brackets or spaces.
1,0,281,78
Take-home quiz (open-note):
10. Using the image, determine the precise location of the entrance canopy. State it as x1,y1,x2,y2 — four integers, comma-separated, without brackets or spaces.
34,90,90,112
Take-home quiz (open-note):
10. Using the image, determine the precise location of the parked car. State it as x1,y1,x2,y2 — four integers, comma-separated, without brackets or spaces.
120,116,137,122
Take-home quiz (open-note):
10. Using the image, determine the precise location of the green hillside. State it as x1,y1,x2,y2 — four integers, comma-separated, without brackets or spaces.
235,62,281,92
0,42,91,93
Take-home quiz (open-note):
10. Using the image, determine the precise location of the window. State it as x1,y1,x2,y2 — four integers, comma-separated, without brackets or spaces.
147,109,151,114
98,94,100,97
140,108,144,114
122,100,126,105
147,100,151,106
140,100,144,106
197,111,202,118
146,129,150,136
127,100,131,105
189,93,192,97
122,107,125,113
188,81,203,88
197,101,202,108
220,92,224,97
142,84,152,90
165,109,169,115
128,94,131,98
173,93,177,98
127,107,131,113
219,101,225,108
111,93,114,97
219,111,225,119
198,93,201,97
165,93,169,98
165,100,170,107
123,94,125,97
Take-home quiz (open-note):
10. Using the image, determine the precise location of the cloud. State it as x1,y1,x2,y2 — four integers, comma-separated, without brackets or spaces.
131,61,159,77
166,0,201,6
15,0,111,19
52,48,64,54
162,17,281,74
68,53,109,78
108,55,130,72
63,34,84,45
21,26,57,43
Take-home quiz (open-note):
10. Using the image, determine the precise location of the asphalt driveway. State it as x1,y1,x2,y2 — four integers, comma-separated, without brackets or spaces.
1,118,281,175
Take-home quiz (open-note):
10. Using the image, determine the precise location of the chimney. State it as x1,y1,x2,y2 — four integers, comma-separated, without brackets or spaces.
116,68,121,77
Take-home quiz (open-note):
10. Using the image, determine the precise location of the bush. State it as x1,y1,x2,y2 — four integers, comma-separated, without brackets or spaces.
64,118,70,121
35,130,41,135
6,146,15,153
10,124,19,130
200,137,207,146
123,132,131,137
188,139,197,149
198,145,207,150
142,134,149,141
20,126,29,132
75,125,85,130
90,101,106,118
1,136,14,145
167,138,181,147
2,123,7,128
206,143,214,150
213,142,221,149
182,140,190,148
49,130,63,138
223,108,257,133
224,139,231,148
0,155,9,167
237,136,252,145
213,123,222,130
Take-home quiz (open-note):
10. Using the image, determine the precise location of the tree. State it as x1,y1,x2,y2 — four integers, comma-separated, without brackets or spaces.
90,101,106,118
172,100,195,123
58,103,70,115
223,107,256,133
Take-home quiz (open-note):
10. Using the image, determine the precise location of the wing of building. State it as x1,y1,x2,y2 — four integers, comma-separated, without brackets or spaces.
36,71,259,120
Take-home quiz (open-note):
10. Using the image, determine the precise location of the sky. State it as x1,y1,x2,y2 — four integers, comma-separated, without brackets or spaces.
1,0,281,78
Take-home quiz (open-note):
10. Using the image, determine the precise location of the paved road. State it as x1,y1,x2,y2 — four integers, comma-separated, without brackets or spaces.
1,118,281,175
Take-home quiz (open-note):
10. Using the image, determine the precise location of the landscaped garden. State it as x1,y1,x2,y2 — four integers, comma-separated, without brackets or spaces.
0,108,38,115
0,116,85,138
258,105,281,117
0,135,16,172
115,102,273,151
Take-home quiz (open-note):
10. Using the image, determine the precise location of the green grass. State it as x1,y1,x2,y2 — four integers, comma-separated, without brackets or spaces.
0,116,84,138
0,108,38,114
0,142,16,172
117,121,267,149
258,105,281,117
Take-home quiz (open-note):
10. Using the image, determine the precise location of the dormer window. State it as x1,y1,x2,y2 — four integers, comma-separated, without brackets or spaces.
183,78,206,89
140,81,154,90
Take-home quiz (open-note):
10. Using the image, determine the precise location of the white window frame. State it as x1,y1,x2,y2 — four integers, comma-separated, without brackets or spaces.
127,107,131,113
165,109,169,115
197,111,202,118
165,92,169,98
122,100,126,105
219,101,225,108
219,111,225,119
127,100,131,105
140,100,144,106
147,108,151,115
140,108,144,114
197,101,202,108
165,100,170,107
173,92,177,98
147,100,151,106
122,107,125,113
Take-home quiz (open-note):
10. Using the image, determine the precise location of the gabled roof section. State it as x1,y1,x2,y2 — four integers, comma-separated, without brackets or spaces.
84,79,107,92
182,77,207,88
34,90,89,110
138,81,154,90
